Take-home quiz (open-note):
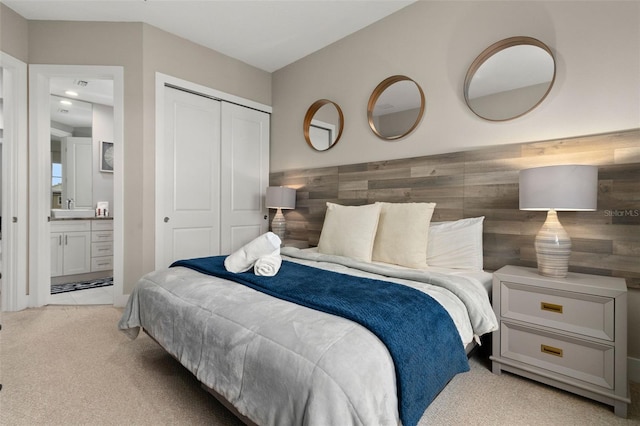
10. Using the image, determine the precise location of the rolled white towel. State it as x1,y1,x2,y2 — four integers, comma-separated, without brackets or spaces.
224,232,281,273
254,250,283,277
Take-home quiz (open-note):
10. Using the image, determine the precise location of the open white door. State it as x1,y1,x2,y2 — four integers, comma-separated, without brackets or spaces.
1,53,28,311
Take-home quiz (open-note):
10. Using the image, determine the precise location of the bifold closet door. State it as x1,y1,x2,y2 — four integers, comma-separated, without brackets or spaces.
159,86,222,267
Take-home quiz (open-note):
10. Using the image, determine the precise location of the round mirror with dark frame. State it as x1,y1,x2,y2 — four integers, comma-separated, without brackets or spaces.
303,99,344,151
367,75,425,141
464,36,556,121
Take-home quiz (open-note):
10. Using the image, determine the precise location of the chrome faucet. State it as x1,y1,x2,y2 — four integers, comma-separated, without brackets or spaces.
66,198,74,210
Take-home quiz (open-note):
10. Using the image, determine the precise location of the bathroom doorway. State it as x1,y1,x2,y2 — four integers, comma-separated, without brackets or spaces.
28,65,124,308
48,77,114,305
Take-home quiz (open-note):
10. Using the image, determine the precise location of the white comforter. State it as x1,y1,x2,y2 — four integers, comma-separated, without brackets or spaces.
119,248,498,426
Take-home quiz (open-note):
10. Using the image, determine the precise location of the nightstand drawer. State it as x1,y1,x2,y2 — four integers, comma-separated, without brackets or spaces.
501,322,614,389
501,281,614,341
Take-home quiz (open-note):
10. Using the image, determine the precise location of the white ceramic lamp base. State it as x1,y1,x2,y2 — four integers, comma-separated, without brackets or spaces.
534,209,571,278
271,208,286,244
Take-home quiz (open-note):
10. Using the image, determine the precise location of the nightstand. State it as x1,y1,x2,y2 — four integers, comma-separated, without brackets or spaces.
491,265,629,417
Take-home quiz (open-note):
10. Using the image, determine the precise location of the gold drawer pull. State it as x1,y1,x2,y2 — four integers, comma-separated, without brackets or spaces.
541,302,563,314
541,344,563,357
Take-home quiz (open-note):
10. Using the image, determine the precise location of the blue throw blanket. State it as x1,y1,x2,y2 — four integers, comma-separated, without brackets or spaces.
171,256,469,426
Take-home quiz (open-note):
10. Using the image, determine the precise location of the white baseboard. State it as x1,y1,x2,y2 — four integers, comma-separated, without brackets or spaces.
629,356,640,383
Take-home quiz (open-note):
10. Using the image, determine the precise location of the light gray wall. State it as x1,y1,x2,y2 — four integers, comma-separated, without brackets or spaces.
0,3,28,62
271,1,640,172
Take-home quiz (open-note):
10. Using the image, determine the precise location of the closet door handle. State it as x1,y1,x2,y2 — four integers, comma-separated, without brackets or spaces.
59,235,62,245
65,235,68,245
164,217,170,223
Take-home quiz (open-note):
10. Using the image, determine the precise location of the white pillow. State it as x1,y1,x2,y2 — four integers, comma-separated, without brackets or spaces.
426,217,484,270
317,202,382,262
372,202,436,269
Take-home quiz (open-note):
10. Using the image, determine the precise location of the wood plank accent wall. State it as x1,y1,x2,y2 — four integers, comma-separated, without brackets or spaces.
270,129,640,288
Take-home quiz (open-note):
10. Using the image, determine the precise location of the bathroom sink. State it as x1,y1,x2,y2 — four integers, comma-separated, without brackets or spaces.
51,209,95,219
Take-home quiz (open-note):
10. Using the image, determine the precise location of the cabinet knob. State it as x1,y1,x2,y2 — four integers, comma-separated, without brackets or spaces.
164,217,170,223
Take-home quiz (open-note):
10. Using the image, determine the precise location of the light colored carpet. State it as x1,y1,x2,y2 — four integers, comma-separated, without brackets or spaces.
0,305,638,425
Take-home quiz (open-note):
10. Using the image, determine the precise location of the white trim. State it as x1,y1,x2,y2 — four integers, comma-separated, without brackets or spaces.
629,356,640,384
157,73,272,114
1,53,28,311
28,65,125,307
154,72,271,271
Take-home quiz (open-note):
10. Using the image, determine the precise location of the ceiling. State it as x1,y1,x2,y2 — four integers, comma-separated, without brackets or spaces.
5,0,416,73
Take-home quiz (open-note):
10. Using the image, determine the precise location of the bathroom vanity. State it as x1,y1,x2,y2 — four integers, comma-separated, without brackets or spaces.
50,218,113,281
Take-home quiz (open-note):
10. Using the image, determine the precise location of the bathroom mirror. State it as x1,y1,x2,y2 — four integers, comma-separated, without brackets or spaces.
303,99,344,151
367,75,425,140
464,36,556,121
49,77,114,211
50,93,94,209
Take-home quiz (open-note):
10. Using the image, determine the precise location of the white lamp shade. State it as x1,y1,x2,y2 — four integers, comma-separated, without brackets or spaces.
266,186,296,209
519,165,598,211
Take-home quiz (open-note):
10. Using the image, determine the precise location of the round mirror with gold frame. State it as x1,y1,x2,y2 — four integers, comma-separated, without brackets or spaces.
464,36,556,121
367,75,425,141
303,99,344,151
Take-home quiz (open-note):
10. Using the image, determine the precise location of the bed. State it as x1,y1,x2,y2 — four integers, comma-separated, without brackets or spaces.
119,202,498,425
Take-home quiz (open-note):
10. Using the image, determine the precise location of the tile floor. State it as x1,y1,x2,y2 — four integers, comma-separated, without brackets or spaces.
49,285,114,305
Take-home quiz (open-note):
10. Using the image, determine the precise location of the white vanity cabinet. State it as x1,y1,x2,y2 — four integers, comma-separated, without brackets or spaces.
91,220,113,272
50,220,91,277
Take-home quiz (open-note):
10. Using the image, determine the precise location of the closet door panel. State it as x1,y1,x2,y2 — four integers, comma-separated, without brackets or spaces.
158,87,221,267
220,103,270,254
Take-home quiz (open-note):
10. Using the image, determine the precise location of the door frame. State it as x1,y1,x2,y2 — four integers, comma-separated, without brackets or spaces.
29,65,125,307
1,53,28,311
154,73,272,270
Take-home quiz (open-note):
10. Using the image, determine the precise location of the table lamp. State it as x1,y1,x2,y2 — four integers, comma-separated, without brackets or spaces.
519,165,598,278
266,186,296,242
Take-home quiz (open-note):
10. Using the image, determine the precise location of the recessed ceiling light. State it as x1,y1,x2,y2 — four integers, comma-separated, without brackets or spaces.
65,90,79,97
60,100,72,106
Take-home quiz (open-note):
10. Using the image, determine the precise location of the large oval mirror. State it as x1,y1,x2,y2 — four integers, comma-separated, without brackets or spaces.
367,75,425,140
464,36,556,121
303,99,344,151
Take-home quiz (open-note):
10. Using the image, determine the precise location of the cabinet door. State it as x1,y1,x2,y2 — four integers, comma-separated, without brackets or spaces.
63,231,91,275
50,232,64,277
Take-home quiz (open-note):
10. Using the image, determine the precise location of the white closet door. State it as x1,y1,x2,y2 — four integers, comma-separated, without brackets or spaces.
158,86,222,267
220,103,270,254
